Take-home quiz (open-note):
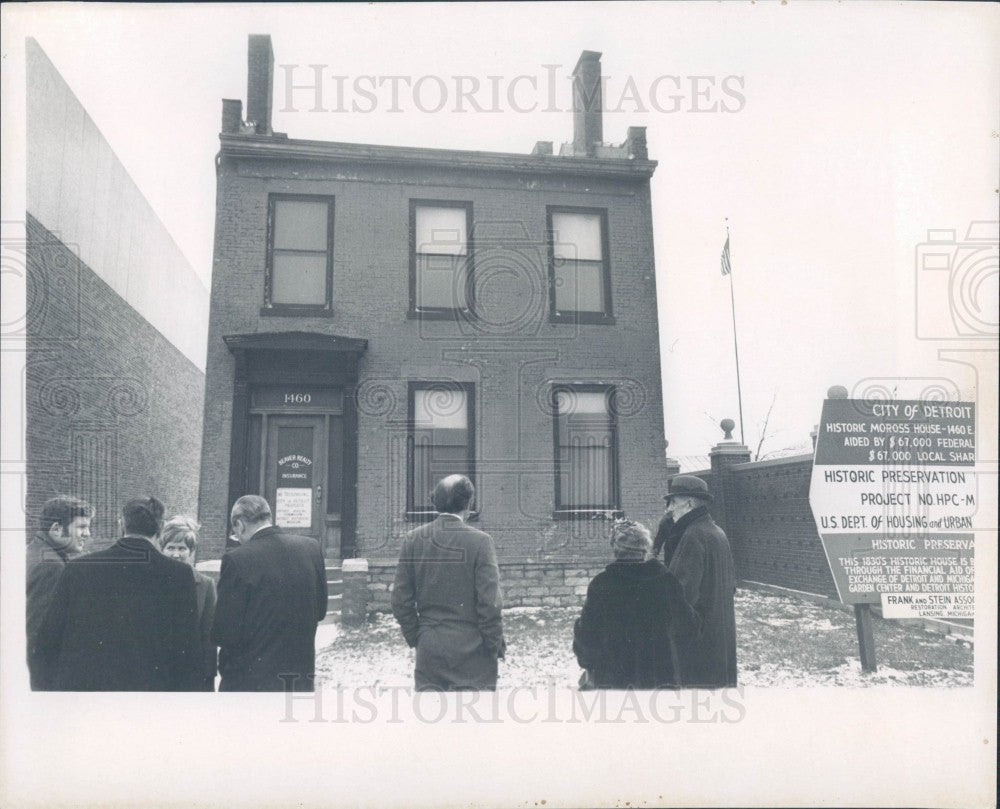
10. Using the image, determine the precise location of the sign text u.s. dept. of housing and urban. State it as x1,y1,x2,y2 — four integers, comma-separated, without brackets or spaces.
809,400,977,620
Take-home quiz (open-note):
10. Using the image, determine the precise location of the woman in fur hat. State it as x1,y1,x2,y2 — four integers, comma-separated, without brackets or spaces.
573,519,695,689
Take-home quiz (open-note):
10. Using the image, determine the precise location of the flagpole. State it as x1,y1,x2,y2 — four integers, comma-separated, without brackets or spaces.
726,220,746,444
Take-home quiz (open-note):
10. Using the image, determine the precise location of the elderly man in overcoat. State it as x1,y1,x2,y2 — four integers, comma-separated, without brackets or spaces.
212,495,328,692
662,475,738,688
391,475,505,691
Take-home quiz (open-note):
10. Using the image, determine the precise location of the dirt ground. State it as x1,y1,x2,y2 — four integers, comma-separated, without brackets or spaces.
314,584,974,688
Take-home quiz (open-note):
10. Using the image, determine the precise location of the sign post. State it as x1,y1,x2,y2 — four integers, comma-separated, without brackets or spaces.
809,386,977,672
853,604,877,673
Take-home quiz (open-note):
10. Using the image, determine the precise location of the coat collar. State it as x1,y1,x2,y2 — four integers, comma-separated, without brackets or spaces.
672,504,712,535
247,524,280,543
30,530,70,564
605,558,668,579
115,535,160,560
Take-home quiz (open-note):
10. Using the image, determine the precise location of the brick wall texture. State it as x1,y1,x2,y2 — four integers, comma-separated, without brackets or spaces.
25,215,205,545
200,150,670,561
723,458,837,598
366,561,609,614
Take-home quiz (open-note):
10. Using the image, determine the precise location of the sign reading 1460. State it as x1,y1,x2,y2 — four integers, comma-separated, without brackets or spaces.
250,387,344,411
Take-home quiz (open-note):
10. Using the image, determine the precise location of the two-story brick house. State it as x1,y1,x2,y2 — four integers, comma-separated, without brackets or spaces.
199,36,669,584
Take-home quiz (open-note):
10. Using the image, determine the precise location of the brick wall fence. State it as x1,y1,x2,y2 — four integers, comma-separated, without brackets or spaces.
330,442,841,620
728,455,837,597
688,440,837,599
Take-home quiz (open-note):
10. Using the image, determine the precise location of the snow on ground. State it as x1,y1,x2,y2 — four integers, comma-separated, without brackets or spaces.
314,586,973,689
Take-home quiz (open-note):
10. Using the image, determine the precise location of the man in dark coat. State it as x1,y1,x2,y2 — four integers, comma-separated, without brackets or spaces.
573,520,695,689
662,475,738,689
26,496,94,689
652,512,677,566
211,495,328,692
33,497,201,691
391,475,505,691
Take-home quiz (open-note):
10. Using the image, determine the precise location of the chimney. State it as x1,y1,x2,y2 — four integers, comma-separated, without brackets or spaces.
625,126,647,160
246,34,274,136
572,50,603,157
221,99,243,134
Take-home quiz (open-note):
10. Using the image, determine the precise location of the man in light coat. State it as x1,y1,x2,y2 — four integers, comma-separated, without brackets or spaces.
391,475,505,691
662,475,738,688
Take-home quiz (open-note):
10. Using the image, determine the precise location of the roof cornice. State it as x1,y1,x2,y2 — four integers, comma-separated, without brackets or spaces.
219,134,657,180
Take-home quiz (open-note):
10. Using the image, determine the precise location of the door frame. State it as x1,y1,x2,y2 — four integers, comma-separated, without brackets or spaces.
223,332,367,558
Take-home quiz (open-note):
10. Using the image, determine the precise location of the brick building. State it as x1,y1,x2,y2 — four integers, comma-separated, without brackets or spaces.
199,35,669,574
25,39,207,543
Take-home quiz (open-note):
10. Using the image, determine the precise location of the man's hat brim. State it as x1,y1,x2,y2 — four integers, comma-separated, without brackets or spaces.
663,491,713,502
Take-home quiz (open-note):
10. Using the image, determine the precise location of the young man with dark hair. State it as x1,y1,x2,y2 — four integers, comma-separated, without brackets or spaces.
391,474,506,691
26,496,93,688
33,496,201,691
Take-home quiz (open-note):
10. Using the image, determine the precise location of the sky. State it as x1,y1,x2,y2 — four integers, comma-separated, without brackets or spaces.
3,1,998,460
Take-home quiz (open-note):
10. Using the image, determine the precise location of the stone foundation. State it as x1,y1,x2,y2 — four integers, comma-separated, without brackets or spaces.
365,560,607,614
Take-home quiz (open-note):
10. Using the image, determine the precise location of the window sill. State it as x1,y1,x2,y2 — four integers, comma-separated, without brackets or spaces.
549,312,616,326
552,509,623,521
406,308,472,322
260,306,336,318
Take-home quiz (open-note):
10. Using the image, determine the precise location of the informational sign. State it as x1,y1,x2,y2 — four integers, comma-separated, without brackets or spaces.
809,398,976,620
275,452,313,528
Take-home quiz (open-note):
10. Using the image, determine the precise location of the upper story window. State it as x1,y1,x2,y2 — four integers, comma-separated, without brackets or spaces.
407,382,476,520
552,384,620,518
265,195,335,311
547,207,613,324
409,200,473,317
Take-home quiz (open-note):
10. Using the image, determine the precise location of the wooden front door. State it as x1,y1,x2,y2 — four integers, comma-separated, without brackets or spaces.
264,415,326,543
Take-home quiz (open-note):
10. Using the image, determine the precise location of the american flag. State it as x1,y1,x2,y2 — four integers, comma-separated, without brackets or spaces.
721,235,732,276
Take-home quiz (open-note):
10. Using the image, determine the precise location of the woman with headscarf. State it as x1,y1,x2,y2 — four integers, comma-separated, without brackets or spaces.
573,519,695,689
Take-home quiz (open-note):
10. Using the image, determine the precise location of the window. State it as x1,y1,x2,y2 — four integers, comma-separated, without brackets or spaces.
409,200,473,316
552,385,620,516
407,382,476,519
265,195,334,310
547,207,613,322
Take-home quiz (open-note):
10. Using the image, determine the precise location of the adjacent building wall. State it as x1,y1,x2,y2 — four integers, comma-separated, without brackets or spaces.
25,39,207,542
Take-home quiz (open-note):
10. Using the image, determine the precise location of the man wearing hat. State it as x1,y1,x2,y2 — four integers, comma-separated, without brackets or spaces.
661,475,738,688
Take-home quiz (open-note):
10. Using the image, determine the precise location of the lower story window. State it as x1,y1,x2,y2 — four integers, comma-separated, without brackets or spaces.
407,382,475,519
553,385,620,515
